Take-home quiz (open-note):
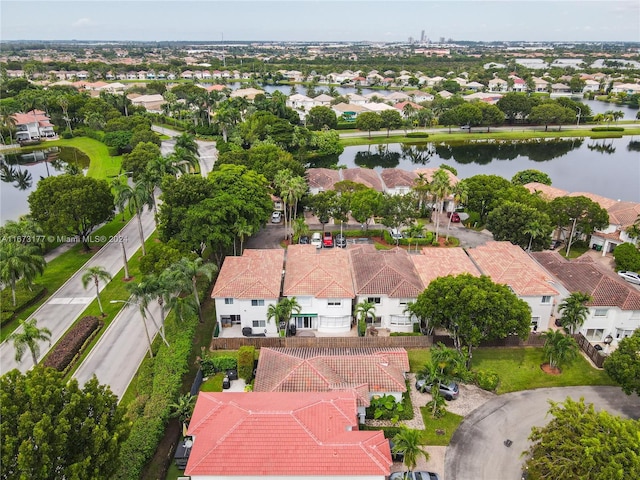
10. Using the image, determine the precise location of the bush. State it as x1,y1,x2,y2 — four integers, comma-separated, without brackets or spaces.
342,228,384,238
1,283,47,323
62,129,73,139
613,242,640,272
406,132,429,138
237,346,255,382
464,211,482,228
42,316,101,372
200,355,237,377
591,126,624,131
382,230,434,246
358,319,366,337
474,369,500,392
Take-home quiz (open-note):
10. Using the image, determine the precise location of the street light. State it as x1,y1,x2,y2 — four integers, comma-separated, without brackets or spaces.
111,299,154,358
565,217,578,257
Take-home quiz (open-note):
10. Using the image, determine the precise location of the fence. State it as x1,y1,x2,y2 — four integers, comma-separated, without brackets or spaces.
574,333,607,368
210,335,434,350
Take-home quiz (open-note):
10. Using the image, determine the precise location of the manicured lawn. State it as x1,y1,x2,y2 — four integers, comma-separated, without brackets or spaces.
46,137,122,179
420,410,464,446
407,348,431,372
471,347,615,394
200,373,225,392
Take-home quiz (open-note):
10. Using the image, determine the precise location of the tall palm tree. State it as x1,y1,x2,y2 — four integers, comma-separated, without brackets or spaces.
0,104,18,145
233,219,253,256
7,318,51,365
170,258,218,323
175,132,199,157
115,180,153,256
355,300,376,335
81,266,112,316
412,172,431,214
126,279,169,350
557,292,592,334
430,169,452,241
391,426,430,474
274,169,293,239
625,214,640,239
524,220,545,252
541,329,578,370
292,217,310,244
267,301,285,334
280,297,301,333
0,242,46,306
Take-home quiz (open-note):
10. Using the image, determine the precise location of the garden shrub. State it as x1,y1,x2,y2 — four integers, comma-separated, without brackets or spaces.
591,126,624,132
474,369,500,392
62,129,73,139
413,322,421,334
343,228,384,238
1,283,47,323
200,355,237,377
382,230,434,246
406,132,429,138
237,346,255,382
613,242,640,273
42,316,101,372
358,319,366,337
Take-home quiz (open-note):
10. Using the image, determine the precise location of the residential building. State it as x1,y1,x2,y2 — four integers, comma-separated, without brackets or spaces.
532,252,640,346
254,347,409,421
185,391,391,479
211,249,285,336
380,168,417,196
13,110,56,141
306,168,341,194
331,102,370,121
350,245,423,332
283,245,355,333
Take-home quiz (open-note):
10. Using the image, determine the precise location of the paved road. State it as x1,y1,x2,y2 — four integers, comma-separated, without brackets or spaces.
445,386,640,480
0,209,156,374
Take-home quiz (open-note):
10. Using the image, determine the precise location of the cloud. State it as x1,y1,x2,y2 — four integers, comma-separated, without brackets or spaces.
72,18,95,27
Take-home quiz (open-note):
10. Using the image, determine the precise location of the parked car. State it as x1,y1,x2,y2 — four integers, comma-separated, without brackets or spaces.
390,228,403,240
549,239,563,250
449,212,461,223
299,235,310,245
415,378,459,401
335,233,347,248
388,439,404,462
271,211,282,223
311,232,322,248
323,231,334,248
390,471,440,480
618,271,640,285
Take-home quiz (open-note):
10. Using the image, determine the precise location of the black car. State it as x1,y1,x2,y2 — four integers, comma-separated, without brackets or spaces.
335,234,347,248
299,235,310,244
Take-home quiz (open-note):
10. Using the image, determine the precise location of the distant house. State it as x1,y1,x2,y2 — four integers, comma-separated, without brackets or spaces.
331,102,370,121
13,110,56,142
283,245,355,333
380,168,417,195
341,168,384,192
128,93,166,113
350,245,423,332
185,391,391,479
254,347,409,421
532,252,640,346
286,93,315,112
311,93,334,107
588,199,640,253
210,249,285,335
407,90,434,103
488,78,508,92
230,87,265,100
306,167,341,194
386,91,410,104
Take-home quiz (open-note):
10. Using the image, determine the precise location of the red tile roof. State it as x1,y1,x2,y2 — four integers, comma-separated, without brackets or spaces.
467,241,558,296
350,245,424,298
211,249,284,299
185,391,391,477
607,201,640,228
413,167,459,186
254,348,409,406
523,182,569,200
306,168,341,192
11,110,51,126
412,248,480,286
531,252,640,310
380,168,418,189
568,192,618,210
341,168,383,191
284,245,355,298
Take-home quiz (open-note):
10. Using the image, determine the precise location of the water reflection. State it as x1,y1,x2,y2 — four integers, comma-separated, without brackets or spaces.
627,140,640,152
587,140,616,155
400,144,434,165
354,145,401,169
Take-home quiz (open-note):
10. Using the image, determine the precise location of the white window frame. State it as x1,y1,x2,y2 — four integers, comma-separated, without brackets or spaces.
367,297,381,305
251,299,265,307
541,296,551,304
252,320,266,328
327,299,342,307
585,328,605,341
390,315,412,326
594,309,608,317
224,298,234,305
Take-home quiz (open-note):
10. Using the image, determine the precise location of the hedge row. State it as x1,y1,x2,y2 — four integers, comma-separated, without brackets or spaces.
591,126,624,131
238,346,255,382
382,230,435,246
1,283,47,326
405,132,429,138
200,354,237,377
42,316,101,372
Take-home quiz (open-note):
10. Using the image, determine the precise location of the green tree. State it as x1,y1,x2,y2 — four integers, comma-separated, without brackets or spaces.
169,257,218,323
528,103,575,131
311,129,344,156
412,274,531,366
541,330,578,370
169,393,197,427
28,175,115,251
124,279,167,354
612,242,640,273
1,368,129,480
549,196,609,255
355,111,382,138
355,300,376,336
115,180,153,256
0,241,46,306
391,426,430,473
460,174,512,223
350,188,384,229
496,93,536,123
557,292,592,334
486,201,553,251
525,398,640,479
604,329,640,396
380,193,417,235
478,102,505,133
379,109,403,137
310,190,338,231
175,132,199,156
511,169,552,186
306,105,338,130
122,141,161,182
81,266,112,316
6,318,51,365
430,168,452,241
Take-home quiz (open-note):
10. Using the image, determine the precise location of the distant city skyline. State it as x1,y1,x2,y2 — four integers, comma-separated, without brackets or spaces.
1,0,639,43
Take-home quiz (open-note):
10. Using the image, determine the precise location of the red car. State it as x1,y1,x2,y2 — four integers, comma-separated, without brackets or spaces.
322,231,334,247
450,212,461,223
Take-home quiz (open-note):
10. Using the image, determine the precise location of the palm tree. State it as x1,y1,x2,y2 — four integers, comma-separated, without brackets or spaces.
524,220,545,252
81,266,112,316
0,242,46,306
274,169,293,239
115,180,153,256
445,182,468,241
541,329,578,370
125,279,169,350
233,219,253,256
625,214,640,239
169,393,197,428
267,301,285,334
355,300,376,335
280,297,301,333
7,318,51,365
170,258,218,323
391,426,430,474
0,105,17,145
166,292,199,323
557,292,592,334
430,169,452,241
292,217,310,244
175,132,199,157
412,173,431,214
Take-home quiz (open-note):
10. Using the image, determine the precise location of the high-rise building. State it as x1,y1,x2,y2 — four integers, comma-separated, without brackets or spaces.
420,30,425,42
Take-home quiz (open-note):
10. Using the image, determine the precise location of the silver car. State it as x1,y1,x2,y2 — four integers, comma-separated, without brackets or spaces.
390,472,440,480
618,271,640,285
415,378,459,401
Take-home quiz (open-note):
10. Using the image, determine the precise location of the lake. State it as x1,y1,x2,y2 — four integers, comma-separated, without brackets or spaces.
328,136,640,203
1,146,89,223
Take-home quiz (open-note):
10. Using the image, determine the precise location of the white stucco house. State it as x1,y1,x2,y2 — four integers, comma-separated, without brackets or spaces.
210,249,285,336
13,110,56,141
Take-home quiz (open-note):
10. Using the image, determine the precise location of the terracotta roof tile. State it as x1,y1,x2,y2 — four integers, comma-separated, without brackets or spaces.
531,252,640,310
468,242,558,296
380,168,418,189
284,245,355,298
306,168,341,192
341,168,383,191
412,248,480,286
568,192,618,210
350,246,424,298
185,391,391,477
211,249,284,299
607,201,640,227
523,182,569,200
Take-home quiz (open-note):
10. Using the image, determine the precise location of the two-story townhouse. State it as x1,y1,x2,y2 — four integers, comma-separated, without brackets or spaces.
386,91,410,104
488,77,508,92
211,249,285,336
350,246,423,332
310,93,333,107
407,91,435,103
380,168,417,196
283,245,355,333
13,110,56,141
532,252,640,347
589,200,640,253
286,93,315,112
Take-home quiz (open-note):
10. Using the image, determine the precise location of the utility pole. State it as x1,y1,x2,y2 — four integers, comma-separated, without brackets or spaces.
565,217,578,257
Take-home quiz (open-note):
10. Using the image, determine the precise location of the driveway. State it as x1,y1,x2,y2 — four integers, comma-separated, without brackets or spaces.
445,386,640,480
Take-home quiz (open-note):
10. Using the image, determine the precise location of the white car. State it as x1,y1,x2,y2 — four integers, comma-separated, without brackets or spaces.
390,228,403,240
618,271,640,285
311,232,322,248
271,211,282,223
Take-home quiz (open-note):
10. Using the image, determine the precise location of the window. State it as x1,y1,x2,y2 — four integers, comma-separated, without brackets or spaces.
366,316,382,327
367,297,381,304
390,315,412,326
585,329,605,341
295,316,316,329
594,309,608,317
251,299,265,307
252,320,266,328
399,298,410,306
616,329,634,339
541,296,551,304
319,316,350,328
531,317,540,332
327,300,342,307
224,298,233,305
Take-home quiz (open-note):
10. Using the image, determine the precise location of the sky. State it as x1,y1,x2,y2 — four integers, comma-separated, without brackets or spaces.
1,0,639,43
